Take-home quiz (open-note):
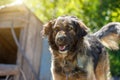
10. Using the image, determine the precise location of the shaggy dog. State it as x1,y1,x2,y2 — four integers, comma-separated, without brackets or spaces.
42,16,120,80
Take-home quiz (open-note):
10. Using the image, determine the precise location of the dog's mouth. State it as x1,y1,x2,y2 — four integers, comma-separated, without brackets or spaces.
59,45,67,51
58,45,68,53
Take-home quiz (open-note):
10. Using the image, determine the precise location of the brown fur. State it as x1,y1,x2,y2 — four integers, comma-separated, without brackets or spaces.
42,16,114,80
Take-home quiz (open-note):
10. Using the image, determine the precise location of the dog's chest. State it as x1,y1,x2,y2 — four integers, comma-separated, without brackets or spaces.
77,54,88,69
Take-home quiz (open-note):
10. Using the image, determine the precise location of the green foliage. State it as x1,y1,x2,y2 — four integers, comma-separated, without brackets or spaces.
0,0,120,77
109,50,120,76
95,0,120,30
25,0,100,27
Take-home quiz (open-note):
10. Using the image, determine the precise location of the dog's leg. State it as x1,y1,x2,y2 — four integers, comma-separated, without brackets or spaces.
95,52,111,80
51,71,65,80
51,61,65,80
86,58,96,80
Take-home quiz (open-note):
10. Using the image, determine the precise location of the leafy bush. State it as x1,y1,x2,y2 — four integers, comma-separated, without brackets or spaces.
109,50,120,76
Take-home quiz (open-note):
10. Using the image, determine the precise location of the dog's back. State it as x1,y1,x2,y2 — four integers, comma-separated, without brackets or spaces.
85,35,110,80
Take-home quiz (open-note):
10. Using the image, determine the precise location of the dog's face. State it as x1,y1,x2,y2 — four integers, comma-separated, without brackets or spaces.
42,16,89,54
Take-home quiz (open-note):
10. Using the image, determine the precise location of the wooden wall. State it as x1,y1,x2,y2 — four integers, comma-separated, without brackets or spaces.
0,4,43,80
17,12,43,80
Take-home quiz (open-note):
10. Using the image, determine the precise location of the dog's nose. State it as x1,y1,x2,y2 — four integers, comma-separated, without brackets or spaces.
57,36,66,43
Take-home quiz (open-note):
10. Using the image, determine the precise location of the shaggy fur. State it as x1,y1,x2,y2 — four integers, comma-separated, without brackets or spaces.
42,16,120,80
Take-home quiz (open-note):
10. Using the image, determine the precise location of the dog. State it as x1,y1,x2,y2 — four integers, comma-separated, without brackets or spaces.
42,16,120,80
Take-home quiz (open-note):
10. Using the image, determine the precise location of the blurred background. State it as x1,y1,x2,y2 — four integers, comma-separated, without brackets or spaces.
0,0,120,79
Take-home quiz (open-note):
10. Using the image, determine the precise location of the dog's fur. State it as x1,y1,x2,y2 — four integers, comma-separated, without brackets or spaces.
42,16,120,80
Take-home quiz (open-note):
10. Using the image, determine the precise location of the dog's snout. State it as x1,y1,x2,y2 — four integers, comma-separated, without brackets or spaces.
57,36,66,42
56,31,67,44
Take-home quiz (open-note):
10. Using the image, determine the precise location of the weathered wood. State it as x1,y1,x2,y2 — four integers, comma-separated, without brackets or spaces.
25,12,43,75
33,19,43,74
0,4,27,13
0,4,29,29
0,12,28,18
17,26,29,80
18,12,43,80
22,12,39,80
0,3,43,80
0,20,28,28
0,64,19,76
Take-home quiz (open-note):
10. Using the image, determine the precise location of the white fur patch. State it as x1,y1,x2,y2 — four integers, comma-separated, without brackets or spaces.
59,50,68,54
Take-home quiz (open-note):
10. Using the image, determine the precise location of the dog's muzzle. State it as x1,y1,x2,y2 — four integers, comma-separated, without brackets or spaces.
55,31,68,53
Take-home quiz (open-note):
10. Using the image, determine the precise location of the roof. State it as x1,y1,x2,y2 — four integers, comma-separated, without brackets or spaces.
0,3,27,13
0,3,43,28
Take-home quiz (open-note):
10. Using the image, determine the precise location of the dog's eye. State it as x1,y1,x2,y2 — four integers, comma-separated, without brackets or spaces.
54,27,60,32
68,25,73,31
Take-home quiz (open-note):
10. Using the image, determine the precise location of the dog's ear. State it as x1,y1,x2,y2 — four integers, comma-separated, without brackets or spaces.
42,19,56,37
74,20,89,38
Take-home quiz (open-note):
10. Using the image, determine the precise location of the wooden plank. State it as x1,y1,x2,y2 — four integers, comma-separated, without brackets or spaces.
24,12,43,72
0,20,27,28
33,20,43,75
0,4,27,13
20,12,43,80
16,22,29,80
9,5,43,80
0,11,29,22
0,15,28,21
0,12,28,17
0,64,19,76
22,58,35,80
23,13,37,80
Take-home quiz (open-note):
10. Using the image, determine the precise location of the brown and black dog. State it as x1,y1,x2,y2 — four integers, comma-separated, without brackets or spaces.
42,16,120,80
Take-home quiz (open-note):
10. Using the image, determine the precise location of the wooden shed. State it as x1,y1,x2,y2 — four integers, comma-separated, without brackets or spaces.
0,3,43,80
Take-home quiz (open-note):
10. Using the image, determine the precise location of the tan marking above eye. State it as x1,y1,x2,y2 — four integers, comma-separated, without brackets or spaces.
63,21,67,27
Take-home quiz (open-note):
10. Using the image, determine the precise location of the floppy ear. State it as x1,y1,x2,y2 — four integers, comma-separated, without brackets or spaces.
42,20,56,37
74,20,89,38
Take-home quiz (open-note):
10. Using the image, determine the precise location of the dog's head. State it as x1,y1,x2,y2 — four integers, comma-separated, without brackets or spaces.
42,16,89,54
